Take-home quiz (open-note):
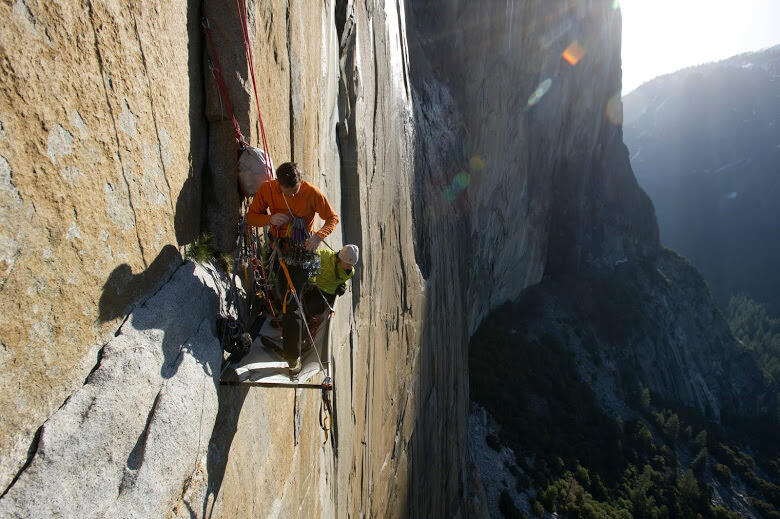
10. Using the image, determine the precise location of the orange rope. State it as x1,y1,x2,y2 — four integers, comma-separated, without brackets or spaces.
279,260,297,295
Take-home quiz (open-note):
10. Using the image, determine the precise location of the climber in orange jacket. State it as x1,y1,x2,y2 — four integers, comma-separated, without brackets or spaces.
247,162,339,376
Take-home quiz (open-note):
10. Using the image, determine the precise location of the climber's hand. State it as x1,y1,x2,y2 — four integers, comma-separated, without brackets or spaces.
305,235,322,251
270,213,291,226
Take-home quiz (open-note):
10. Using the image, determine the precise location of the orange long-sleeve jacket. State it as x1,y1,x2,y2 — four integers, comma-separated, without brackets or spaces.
246,180,339,239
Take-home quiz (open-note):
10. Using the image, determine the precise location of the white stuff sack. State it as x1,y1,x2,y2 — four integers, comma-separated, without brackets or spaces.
238,146,273,196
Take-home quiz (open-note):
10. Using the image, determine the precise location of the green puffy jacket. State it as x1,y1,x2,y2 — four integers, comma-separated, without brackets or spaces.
311,249,355,295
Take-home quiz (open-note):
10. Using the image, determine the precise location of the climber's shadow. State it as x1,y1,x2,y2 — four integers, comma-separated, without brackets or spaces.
98,246,221,381
98,245,182,324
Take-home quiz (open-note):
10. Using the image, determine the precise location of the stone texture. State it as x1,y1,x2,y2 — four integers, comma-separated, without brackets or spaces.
400,1,655,515
0,0,207,493
185,0,431,516
0,262,223,518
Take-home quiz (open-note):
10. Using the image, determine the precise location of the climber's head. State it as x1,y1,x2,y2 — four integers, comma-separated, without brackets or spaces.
338,244,359,270
277,162,302,196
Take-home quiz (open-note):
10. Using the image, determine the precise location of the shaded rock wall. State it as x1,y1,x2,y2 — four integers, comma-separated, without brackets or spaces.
406,2,765,512
401,0,658,514
0,0,207,494
504,250,766,422
424,1,766,425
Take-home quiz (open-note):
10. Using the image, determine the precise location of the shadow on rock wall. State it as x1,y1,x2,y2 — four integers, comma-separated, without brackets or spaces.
99,0,208,323
175,0,208,247
184,3,249,513
98,244,183,323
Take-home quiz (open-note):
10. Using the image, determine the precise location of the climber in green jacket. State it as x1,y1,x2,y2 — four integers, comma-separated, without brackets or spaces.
304,244,359,317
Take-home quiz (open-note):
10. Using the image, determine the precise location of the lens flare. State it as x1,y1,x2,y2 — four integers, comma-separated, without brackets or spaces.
443,186,457,202
540,19,573,49
527,78,552,107
469,155,486,172
443,170,472,202
605,94,623,125
562,41,586,66
454,172,470,189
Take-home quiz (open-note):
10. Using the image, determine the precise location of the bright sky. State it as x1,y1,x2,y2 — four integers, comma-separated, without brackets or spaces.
620,0,780,94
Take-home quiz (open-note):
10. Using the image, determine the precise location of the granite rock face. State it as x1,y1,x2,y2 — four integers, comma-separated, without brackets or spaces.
403,1,657,513
0,0,758,518
0,262,223,518
502,249,767,422
0,0,207,495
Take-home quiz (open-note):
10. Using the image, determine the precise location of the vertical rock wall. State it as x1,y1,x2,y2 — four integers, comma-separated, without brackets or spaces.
401,1,657,514
0,0,207,494
192,0,436,517
188,1,347,517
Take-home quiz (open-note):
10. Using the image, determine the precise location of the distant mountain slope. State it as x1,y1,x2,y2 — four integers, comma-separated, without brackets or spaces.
623,45,780,315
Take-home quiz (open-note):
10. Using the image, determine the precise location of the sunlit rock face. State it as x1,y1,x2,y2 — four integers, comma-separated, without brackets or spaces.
0,0,206,496
624,45,780,316
0,0,431,516
0,263,224,518
1,0,761,518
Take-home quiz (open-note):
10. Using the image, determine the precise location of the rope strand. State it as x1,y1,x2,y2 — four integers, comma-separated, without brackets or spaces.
235,0,273,180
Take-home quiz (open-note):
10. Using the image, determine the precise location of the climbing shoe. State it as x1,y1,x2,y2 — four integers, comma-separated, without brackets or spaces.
288,356,302,379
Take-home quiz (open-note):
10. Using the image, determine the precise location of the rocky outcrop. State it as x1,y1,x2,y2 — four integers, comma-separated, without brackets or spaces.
499,249,766,421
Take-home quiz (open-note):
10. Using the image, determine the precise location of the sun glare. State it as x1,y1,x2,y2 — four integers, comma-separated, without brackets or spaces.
620,0,780,94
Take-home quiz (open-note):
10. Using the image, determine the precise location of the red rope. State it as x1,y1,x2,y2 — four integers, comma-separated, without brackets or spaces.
231,2,279,324
235,0,273,180
202,17,245,146
202,14,279,324
233,1,279,320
